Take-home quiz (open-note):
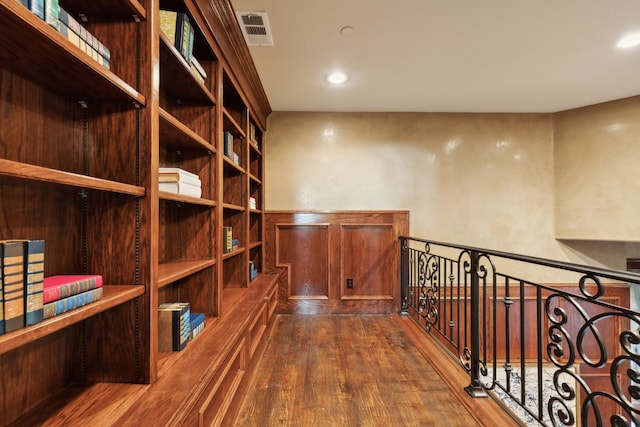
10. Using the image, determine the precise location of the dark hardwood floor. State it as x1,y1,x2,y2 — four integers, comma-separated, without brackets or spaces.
227,315,487,426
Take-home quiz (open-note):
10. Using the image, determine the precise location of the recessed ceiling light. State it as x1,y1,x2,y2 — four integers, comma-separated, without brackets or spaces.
326,72,349,85
616,33,640,49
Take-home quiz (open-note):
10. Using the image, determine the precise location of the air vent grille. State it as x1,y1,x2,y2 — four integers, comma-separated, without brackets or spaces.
235,12,274,46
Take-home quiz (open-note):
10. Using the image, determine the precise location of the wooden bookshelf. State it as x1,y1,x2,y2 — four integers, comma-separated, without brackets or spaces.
1,0,270,424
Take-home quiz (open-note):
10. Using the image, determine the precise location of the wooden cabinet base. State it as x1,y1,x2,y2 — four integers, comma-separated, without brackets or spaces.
7,270,284,427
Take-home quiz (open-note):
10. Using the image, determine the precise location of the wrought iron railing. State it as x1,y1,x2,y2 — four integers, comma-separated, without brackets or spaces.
399,236,640,427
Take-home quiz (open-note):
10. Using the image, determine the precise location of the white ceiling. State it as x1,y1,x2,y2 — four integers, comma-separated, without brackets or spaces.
230,0,640,113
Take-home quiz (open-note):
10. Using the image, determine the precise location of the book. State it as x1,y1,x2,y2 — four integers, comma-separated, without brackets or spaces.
223,226,233,253
44,0,59,30
223,131,234,157
22,240,45,326
1,240,25,333
43,287,103,319
178,13,191,60
158,302,190,351
159,181,202,198
43,274,103,304
29,0,44,19
158,167,201,187
191,56,207,81
159,10,178,45
189,312,205,340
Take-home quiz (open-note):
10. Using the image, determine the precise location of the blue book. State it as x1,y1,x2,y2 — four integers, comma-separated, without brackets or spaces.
190,312,205,340
29,0,44,20
43,287,103,319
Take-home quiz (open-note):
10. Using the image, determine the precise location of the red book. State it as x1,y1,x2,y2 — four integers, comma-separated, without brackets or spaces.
43,275,103,304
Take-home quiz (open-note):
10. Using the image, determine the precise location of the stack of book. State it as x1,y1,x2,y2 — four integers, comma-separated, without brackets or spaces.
18,1,111,69
249,197,257,210
159,167,202,198
43,275,103,320
158,302,190,352
159,9,205,83
0,239,45,335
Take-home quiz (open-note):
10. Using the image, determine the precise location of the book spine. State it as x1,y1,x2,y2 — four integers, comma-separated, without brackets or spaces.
223,132,234,157
2,241,25,333
178,13,191,60
24,240,44,326
28,0,44,20
43,287,103,319
44,0,59,30
43,275,103,304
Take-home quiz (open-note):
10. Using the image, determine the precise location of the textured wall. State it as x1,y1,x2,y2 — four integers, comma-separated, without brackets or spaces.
264,106,640,276
554,96,640,241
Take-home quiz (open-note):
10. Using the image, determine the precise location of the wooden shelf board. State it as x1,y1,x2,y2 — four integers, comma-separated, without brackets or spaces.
58,0,147,21
158,259,216,288
248,241,262,250
0,285,144,356
0,159,145,196
159,191,216,206
159,108,216,153
222,202,246,212
222,247,246,260
222,108,245,136
222,155,246,174
0,2,145,105
249,173,262,185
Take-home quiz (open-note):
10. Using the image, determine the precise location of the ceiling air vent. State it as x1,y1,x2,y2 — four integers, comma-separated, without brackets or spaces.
236,12,274,46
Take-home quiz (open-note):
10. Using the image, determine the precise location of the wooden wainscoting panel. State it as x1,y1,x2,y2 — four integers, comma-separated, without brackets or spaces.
266,211,409,314
275,224,330,299
340,224,395,300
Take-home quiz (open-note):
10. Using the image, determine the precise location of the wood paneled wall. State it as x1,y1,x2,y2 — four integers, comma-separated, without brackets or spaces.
265,211,409,314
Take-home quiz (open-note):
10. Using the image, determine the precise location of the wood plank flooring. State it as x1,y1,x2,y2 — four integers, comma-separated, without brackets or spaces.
228,315,483,427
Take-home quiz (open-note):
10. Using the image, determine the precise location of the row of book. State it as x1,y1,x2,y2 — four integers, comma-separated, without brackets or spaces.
158,302,205,352
159,167,202,198
18,0,111,69
222,226,239,254
159,10,207,84
0,239,103,335
223,131,241,166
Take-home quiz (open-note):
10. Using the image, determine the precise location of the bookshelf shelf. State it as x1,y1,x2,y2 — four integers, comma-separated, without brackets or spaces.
60,0,147,21
223,203,246,212
158,259,217,288
0,159,146,196
159,108,216,153
160,33,216,105
223,156,246,174
159,191,216,206
0,285,144,356
222,108,246,136
0,2,145,105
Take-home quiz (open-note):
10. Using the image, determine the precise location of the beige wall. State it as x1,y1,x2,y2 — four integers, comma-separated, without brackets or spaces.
264,104,640,276
554,96,640,241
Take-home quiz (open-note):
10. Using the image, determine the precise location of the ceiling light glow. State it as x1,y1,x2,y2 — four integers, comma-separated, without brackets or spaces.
326,72,349,85
616,33,640,49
